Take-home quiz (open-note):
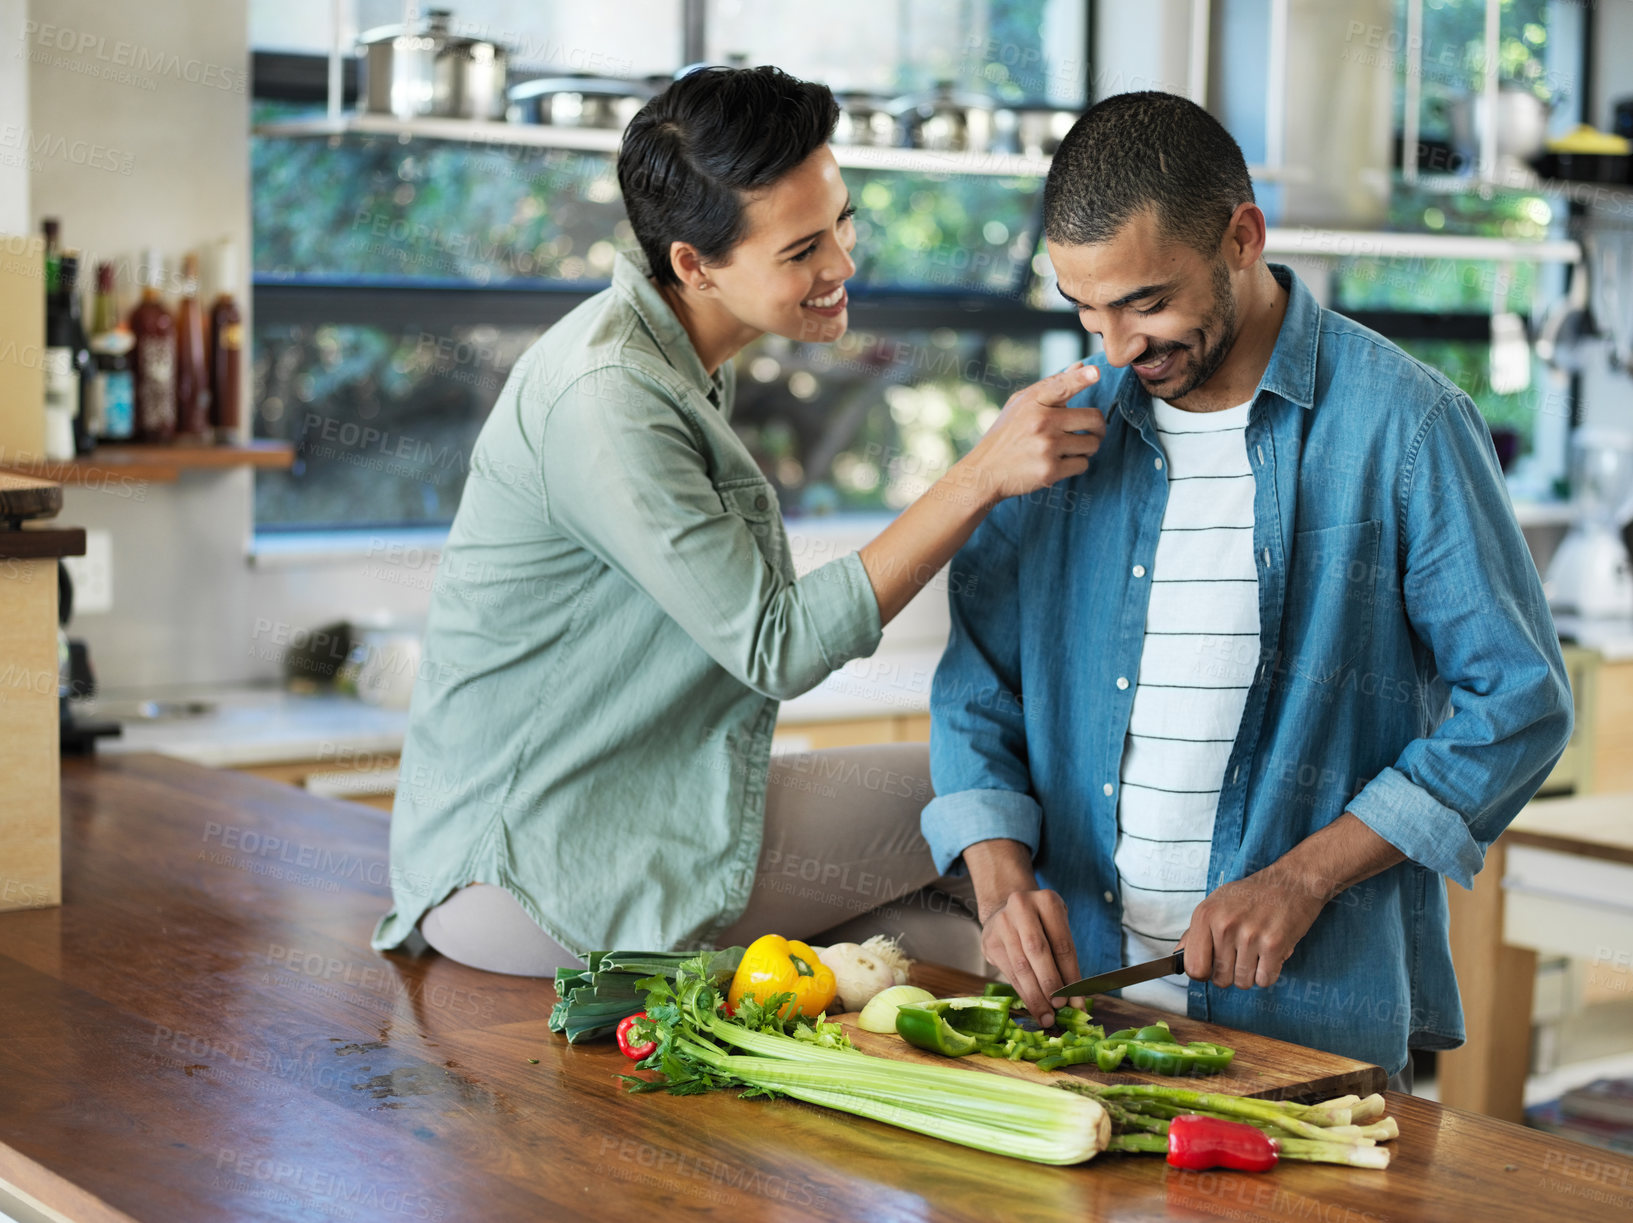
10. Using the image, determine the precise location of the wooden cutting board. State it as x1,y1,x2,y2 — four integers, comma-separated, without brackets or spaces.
838,962,1386,1102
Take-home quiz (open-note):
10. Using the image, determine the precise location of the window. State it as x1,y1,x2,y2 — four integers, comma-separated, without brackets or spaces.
248,0,1089,532
1321,0,1588,501
706,0,1088,103
1203,0,1583,501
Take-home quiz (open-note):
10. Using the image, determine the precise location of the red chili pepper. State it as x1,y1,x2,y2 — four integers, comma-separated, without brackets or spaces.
1166,1115,1279,1173
615,1012,657,1060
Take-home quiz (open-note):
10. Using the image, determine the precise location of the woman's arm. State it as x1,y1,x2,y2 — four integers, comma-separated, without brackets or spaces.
858,363,1102,624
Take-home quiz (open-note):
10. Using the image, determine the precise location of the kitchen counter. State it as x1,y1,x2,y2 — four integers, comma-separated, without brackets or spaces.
90,646,945,770
94,686,413,768
1554,615,1633,663
3,753,1631,1223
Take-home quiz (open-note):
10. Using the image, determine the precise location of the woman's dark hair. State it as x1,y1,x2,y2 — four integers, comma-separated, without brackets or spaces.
617,65,839,287
1044,91,1255,256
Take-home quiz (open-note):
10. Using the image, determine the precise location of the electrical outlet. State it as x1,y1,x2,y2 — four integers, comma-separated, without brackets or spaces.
62,529,112,615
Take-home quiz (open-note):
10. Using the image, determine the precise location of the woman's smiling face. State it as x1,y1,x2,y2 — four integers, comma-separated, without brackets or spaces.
694,146,857,344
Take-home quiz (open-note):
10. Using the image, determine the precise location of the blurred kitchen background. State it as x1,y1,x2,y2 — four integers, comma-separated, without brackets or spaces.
4,0,1633,1147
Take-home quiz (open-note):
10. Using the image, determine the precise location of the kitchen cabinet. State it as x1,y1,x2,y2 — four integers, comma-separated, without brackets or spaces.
1441,646,1633,1122
235,753,399,811
1588,656,1633,794
230,713,931,810
1535,644,1599,796
772,712,930,753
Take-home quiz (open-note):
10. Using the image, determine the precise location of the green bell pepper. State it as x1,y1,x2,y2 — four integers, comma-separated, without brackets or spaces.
895,996,1015,1057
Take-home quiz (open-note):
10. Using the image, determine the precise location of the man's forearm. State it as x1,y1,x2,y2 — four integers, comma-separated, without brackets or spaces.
961,838,1039,923
1267,812,1405,904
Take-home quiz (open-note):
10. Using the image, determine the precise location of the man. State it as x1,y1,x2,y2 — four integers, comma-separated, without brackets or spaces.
924,91,1573,1088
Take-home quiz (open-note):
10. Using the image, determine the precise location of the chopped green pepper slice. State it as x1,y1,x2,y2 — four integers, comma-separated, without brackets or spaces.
1095,1040,1130,1071
981,981,1019,999
894,1004,979,1057
934,996,1015,1038
1126,1040,1236,1076
1134,1022,1174,1042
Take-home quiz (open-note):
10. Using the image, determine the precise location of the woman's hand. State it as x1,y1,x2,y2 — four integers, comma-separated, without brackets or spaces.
950,363,1104,509
856,363,1102,626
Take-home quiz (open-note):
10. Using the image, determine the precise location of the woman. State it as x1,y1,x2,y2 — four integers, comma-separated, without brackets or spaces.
371,65,1101,975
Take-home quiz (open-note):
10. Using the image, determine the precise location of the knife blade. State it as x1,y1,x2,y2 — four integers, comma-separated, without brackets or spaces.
1054,949,1188,998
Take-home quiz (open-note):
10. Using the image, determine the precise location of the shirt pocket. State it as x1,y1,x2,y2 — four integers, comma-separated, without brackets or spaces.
1284,519,1382,685
717,477,788,577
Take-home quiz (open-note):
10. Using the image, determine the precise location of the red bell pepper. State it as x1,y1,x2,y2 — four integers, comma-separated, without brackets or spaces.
1166,1115,1279,1172
616,1012,658,1060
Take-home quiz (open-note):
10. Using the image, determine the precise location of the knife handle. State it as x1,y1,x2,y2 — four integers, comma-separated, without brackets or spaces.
1170,947,1188,977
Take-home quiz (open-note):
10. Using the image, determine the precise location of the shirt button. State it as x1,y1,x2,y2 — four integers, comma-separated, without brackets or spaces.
1132,564,1146,578
1154,457,1164,470
1116,676,1129,690
1102,782,1114,796
755,494,769,511
1103,890,1116,904
1262,547,1270,567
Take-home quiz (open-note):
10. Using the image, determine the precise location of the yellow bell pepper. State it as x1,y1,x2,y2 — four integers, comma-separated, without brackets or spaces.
727,934,838,1019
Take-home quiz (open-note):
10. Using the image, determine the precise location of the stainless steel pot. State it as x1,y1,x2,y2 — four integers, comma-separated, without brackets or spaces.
995,106,1079,158
833,93,897,147
506,77,654,129
359,8,510,122
889,83,1001,153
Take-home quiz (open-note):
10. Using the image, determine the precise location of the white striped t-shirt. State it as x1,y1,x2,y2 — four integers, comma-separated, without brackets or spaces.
1116,396,1259,1014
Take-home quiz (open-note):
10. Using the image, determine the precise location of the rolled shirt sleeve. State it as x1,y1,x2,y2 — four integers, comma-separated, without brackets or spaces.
539,367,881,700
924,505,1039,874
1348,390,1573,889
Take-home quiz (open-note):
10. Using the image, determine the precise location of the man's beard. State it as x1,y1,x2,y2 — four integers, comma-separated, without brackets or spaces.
1137,258,1239,401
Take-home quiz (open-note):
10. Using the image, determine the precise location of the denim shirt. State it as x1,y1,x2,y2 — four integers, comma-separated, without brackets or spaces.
924,264,1573,1075
372,251,881,959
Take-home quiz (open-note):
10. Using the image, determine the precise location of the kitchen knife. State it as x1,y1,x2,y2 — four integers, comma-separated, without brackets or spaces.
1054,949,1188,998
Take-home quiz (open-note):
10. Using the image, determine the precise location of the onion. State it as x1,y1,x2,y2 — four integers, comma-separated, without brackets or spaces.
813,940,907,1005
861,934,913,986
856,985,936,1033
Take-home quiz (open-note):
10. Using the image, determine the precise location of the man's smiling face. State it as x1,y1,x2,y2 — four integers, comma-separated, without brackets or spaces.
1048,209,1241,404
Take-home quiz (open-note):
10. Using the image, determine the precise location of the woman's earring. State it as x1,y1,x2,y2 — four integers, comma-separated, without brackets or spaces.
698,280,710,290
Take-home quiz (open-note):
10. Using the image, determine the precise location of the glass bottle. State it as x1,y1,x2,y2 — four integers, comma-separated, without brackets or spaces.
89,263,135,442
42,248,76,461
207,240,243,444
174,251,209,439
129,249,177,442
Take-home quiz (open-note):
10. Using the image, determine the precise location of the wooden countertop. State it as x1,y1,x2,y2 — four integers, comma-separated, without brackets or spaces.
1505,791,1633,867
2,754,1631,1223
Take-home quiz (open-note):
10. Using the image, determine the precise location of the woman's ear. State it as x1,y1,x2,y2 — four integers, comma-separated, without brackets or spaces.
668,242,714,293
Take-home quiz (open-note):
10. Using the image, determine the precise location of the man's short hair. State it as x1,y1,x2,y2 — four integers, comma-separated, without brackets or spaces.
1043,91,1255,256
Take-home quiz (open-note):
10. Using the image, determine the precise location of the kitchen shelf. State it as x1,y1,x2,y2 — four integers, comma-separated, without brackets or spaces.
1406,168,1633,213
254,112,1053,176
255,112,624,153
0,441,295,485
253,112,1313,183
1263,226,1581,265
